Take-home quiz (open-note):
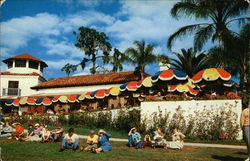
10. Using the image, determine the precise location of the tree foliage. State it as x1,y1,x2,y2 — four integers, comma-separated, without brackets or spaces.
61,27,112,75
170,48,208,77
168,0,249,51
207,23,250,106
125,40,169,79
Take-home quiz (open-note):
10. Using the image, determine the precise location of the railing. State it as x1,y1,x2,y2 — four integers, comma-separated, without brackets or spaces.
2,88,21,96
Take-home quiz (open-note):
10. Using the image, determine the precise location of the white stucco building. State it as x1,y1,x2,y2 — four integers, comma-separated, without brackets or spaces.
0,53,47,98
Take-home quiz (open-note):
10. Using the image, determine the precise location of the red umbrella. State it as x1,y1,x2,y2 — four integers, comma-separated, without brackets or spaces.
94,89,107,99
68,94,79,103
27,97,36,105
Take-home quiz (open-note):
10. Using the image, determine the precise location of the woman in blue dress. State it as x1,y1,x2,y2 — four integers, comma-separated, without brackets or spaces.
93,129,112,153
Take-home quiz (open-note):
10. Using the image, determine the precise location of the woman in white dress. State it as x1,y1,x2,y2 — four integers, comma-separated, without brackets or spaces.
166,127,185,150
152,127,167,147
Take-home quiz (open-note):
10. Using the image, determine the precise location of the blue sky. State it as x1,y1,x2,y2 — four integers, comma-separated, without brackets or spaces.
0,0,244,80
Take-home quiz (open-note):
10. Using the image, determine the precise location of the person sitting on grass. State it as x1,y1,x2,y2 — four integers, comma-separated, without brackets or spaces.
92,129,111,153
128,127,143,149
51,123,64,142
0,122,13,138
59,128,80,152
152,127,167,148
166,127,185,150
27,123,35,137
142,132,152,148
12,122,24,140
41,126,51,143
21,123,42,142
80,130,98,152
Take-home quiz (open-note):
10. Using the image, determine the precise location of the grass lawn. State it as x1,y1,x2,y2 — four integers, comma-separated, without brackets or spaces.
0,138,248,161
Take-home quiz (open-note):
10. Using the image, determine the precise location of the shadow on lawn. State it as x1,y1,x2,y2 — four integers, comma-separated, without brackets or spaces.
212,155,245,161
235,151,248,155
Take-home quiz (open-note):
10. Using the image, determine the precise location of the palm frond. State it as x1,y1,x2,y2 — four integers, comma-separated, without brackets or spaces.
226,17,250,26
167,23,209,50
194,24,215,51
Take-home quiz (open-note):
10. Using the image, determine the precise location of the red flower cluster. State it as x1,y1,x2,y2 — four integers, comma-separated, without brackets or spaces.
205,94,216,98
226,92,240,99
166,94,179,98
219,132,229,140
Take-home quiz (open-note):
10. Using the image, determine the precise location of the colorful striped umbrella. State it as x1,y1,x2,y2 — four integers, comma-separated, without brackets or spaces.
85,91,94,99
152,69,188,83
68,94,79,103
106,86,121,96
192,68,231,84
52,96,68,103
78,92,87,101
19,97,35,105
5,99,14,106
168,84,199,96
120,81,138,92
223,80,237,87
52,96,60,103
27,97,36,105
35,97,52,106
12,99,19,107
58,96,68,103
94,89,107,99
19,97,28,105
137,77,153,88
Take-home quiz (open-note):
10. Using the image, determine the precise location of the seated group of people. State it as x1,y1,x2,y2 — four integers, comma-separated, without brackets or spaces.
0,121,25,140
0,121,64,142
128,127,185,150
1,120,184,153
59,128,112,154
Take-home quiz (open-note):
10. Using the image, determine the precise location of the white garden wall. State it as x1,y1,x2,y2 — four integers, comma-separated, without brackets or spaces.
141,99,242,140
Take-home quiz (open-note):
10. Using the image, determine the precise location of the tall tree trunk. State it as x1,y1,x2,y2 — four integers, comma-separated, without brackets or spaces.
140,66,145,80
240,64,249,108
91,54,96,74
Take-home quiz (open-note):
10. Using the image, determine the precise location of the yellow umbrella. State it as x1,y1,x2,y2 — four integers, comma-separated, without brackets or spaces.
78,92,87,101
58,96,68,103
19,97,28,105
106,86,121,96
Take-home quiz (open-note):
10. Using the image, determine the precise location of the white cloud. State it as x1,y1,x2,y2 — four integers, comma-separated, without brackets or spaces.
40,37,83,58
0,11,115,61
45,59,80,70
56,0,106,7
1,1,212,78
0,13,60,49
106,0,208,54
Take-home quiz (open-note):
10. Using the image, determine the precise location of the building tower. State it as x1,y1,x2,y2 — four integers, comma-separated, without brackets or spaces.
0,53,47,97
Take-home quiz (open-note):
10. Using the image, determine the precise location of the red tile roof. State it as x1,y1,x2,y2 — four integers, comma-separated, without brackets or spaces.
0,72,46,81
3,53,48,67
31,71,149,89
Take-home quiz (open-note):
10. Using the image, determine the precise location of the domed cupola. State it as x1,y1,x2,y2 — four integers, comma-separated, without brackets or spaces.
2,53,47,76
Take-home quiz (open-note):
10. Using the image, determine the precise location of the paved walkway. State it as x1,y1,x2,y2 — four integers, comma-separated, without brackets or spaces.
78,135,247,149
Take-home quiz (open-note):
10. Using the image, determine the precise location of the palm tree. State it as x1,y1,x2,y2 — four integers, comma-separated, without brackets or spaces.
103,48,127,72
170,48,208,77
207,23,250,106
125,40,168,79
167,0,249,51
